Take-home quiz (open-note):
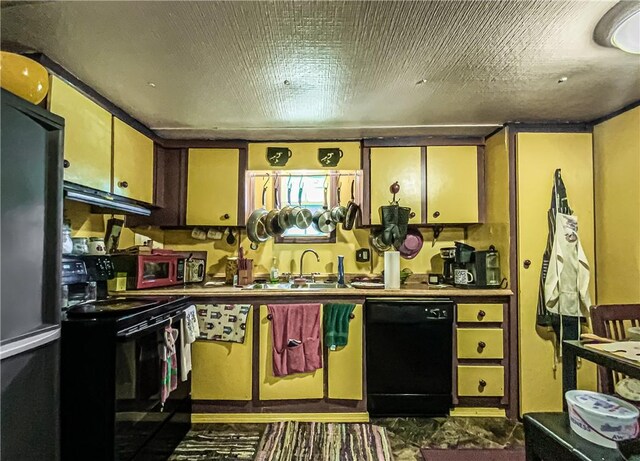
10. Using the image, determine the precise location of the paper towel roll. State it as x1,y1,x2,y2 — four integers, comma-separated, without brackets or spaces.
384,251,400,289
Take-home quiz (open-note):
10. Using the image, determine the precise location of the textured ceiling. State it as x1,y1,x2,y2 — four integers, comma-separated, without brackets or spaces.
2,1,639,140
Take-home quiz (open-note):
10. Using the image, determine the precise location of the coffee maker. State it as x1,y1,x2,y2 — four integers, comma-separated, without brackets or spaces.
61,255,114,310
473,245,502,288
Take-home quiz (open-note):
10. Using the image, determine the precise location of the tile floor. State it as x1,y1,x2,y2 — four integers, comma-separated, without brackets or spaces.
170,417,524,461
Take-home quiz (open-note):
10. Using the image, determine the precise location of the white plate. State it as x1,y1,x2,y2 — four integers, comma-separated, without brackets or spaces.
350,282,385,289
204,281,226,287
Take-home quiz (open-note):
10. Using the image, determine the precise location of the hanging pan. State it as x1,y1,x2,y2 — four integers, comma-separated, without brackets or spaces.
343,179,360,230
312,177,335,233
291,178,313,229
330,176,347,225
266,179,284,237
246,175,271,244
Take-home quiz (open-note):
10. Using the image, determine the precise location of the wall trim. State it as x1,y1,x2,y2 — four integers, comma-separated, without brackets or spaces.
191,412,369,424
449,407,506,418
589,99,640,126
506,122,592,134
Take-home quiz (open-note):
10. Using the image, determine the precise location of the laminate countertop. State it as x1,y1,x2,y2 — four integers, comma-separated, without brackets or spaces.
113,283,512,299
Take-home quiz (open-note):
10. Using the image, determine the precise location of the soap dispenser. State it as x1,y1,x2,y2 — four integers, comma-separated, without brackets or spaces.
269,257,279,283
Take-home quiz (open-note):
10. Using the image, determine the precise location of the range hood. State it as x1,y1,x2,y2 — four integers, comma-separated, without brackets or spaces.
63,182,151,216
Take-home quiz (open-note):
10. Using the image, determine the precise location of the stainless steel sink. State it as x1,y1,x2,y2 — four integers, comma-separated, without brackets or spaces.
242,282,347,290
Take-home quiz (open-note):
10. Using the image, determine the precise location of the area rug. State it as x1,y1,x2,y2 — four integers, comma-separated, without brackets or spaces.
255,421,394,461
421,447,525,461
168,430,262,460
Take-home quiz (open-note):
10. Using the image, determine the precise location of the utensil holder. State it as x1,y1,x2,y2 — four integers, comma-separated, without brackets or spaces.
238,260,254,285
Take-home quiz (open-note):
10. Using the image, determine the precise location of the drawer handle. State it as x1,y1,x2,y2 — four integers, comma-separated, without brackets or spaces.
477,310,486,319
479,379,487,387
432,211,440,218
523,259,531,269
478,341,486,349
63,159,70,169
221,213,230,220
118,181,129,189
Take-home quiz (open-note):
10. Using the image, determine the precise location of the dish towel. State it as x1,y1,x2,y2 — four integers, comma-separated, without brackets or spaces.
267,304,322,377
323,303,355,350
161,326,179,407
196,304,251,343
180,305,200,381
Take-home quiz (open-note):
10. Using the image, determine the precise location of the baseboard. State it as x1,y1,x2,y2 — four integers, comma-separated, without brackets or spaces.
191,412,370,423
449,407,506,417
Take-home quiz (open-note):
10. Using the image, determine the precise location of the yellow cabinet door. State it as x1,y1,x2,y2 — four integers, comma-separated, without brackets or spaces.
191,308,253,401
456,328,504,359
186,148,240,226
457,303,504,323
258,305,324,400
327,304,363,400
458,365,504,397
112,118,154,203
370,147,422,225
426,146,479,223
48,76,112,192
517,132,597,415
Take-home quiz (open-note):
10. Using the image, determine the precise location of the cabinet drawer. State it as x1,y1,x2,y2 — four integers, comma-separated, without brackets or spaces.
457,328,504,359
457,365,504,397
457,303,503,323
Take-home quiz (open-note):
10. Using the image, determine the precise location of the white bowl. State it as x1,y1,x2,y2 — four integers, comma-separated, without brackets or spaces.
565,390,639,448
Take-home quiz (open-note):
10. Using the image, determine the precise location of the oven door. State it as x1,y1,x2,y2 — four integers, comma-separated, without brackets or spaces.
136,256,177,289
114,313,190,459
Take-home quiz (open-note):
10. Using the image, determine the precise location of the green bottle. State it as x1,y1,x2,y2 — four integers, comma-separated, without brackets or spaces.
269,257,279,283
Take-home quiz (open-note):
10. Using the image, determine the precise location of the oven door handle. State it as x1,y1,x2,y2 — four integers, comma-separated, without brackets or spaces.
118,308,187,340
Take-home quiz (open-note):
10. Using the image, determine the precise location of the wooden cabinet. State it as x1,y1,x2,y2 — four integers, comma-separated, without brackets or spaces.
457,365,504,397
248,142,361,170
369,147,423,225
48,75,112,192
258,305,324,400
112,117,154,203
426,146,479,224
327,304,363,400
457,328,504,359
186,148,240,226
457,303,503,323
191,308,254,401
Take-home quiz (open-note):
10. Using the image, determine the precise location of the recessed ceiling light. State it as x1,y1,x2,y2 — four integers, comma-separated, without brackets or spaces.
594,2,640,54
415,79,427,85
147,82,156,88
558,76,568,84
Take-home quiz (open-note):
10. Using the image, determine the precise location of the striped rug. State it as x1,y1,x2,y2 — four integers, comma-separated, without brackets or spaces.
168,430,261,460
255,422,394,461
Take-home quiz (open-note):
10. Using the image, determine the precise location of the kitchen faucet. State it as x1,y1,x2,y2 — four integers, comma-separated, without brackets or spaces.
299,249,320,280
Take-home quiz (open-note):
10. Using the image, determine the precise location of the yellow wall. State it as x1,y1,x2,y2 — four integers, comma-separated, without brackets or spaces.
467,128,511,284
593,106,640,304
516,132,597,415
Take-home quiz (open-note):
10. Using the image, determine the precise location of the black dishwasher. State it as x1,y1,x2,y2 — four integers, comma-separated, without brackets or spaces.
366,298,454,416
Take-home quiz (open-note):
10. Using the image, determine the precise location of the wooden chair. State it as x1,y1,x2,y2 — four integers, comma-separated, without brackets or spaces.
590,304,640,393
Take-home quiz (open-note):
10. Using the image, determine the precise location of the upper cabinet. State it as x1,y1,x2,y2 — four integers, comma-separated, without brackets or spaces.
186,148,241,226
426,146,480,224
48,75,112,192
369,147,423,225
113,118,154,203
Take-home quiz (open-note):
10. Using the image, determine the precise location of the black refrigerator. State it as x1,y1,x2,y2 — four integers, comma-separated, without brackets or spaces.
1,89,64,460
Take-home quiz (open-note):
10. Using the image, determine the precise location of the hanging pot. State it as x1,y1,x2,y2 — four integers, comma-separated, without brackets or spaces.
279,178,295,230
343,179,360,230
330,178,347,225
313,182,335,233
246,177,271,244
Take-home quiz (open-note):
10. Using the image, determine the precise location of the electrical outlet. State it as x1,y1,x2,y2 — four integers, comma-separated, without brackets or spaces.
355,248,370,262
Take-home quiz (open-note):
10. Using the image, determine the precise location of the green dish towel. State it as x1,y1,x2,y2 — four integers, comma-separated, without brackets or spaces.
323,303,355,350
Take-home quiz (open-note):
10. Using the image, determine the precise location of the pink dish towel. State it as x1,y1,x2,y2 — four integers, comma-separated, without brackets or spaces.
267,304,322,377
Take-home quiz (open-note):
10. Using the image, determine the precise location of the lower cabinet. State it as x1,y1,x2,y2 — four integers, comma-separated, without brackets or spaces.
457,365,505,397
191,308,254,401
328,304,363,401
258,305,324,400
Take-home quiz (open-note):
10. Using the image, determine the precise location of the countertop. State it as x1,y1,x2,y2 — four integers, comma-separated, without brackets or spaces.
114,283,512,299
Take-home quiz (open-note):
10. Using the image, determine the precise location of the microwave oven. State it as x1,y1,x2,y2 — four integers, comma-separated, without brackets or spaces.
111,254,185,289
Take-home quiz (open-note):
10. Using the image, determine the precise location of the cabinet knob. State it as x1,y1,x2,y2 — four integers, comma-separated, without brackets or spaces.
479,379,487,387
63,159,70,169
523,259,531,269
118,181,129,189
409,211,416,219
478,341,486,349
433,211,440,218
221,213,230,220
478,310,486,319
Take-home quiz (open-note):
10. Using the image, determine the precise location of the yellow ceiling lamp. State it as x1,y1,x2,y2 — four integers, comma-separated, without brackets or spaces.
594,1,640,54
0,52,49,104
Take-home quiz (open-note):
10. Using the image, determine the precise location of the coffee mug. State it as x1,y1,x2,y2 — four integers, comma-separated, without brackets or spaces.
454,268,474,285
318,148,344,167
191,227,207,240
266,147,292,166
207,228,223,240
